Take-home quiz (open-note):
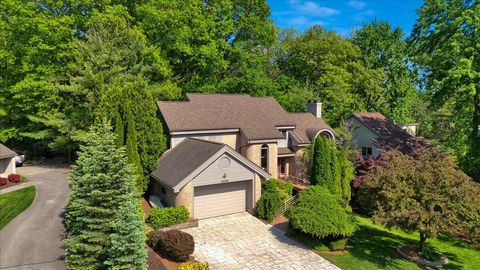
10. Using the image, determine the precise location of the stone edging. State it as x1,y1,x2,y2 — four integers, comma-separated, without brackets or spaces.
396,245,448,269
0,182,34,195
157,219,199,232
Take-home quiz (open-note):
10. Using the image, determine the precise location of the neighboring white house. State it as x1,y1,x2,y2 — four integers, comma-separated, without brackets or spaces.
0,144,17,178
347,112,426,158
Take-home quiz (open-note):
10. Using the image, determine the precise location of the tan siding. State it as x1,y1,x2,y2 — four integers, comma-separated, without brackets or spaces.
171,133,238,150
348,117,381,157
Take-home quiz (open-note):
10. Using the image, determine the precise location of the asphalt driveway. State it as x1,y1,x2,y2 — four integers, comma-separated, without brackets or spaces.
0,165,69,270
182,213,340,270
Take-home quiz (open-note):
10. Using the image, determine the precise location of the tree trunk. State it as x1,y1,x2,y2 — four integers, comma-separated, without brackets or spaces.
419,232,427,252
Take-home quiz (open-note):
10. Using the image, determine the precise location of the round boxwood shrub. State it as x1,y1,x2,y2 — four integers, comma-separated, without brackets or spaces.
328,237,349,250
286,186,357,239
179,262,210,270
153,229,195,262
147,206,190,229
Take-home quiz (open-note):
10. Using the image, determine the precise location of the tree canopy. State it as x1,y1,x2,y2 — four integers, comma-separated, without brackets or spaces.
359,148,480,251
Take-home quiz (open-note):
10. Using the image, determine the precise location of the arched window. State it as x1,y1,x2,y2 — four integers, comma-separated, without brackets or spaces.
261,144,268,171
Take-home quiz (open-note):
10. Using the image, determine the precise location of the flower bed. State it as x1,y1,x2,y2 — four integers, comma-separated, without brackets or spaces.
396,245,448,268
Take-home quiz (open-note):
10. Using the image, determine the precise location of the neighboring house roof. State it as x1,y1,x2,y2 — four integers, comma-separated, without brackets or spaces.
0,144,17,159
150,138,271,192
349,112,427,155
278,147,295,157
288,113,335,144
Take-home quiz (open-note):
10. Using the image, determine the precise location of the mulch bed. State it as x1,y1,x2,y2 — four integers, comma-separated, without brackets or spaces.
0,180,27,190
397,245,448,268
141,197,152,218
147,246,179,270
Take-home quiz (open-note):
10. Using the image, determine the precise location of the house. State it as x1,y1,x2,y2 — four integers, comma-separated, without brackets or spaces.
347,112,426,158
150,93,335,219
0,144,17,178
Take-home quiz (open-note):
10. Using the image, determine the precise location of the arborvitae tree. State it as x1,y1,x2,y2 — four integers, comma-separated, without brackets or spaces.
114,110,124,148
65,121,146,269
125,105,146,194
338,149,354,208
331,142,342,200
310,136,332,186
105,200,147,270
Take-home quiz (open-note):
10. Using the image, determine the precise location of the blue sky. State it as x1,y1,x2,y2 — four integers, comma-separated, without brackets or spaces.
267,0,424,36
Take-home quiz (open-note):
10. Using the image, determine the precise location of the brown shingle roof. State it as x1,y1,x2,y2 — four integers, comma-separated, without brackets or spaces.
351,112,427,155
157,94,297,141
288,113,335,144
0,144,17,159
158,94,335,142
150,138,225,188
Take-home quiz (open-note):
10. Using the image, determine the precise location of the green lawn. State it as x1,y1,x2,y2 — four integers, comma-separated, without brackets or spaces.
288,215,479,270
0,186,36,230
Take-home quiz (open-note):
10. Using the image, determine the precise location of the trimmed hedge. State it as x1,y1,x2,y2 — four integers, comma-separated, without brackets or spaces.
286,186,357,239
147,206,190,229
8,174,21,183
179,262,210,270
328,237,348,250
152,230,194,262
256,179,293,222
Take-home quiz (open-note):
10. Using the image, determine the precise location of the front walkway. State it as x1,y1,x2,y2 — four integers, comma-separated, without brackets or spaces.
182,213,340,270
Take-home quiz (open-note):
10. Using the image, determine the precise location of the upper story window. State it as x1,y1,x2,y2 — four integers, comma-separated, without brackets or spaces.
261,144,269,171
361,146,373,157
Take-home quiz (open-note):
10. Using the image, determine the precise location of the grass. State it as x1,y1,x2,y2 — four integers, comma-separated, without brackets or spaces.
0,186,36,230
288,215,480,270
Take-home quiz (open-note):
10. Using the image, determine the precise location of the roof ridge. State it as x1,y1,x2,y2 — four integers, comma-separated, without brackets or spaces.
186,137,226,146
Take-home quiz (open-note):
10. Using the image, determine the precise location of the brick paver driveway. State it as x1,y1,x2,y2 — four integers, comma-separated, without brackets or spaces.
182,213,340,270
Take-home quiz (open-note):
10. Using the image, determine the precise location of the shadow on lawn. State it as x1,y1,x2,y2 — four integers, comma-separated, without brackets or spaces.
348,224,463,270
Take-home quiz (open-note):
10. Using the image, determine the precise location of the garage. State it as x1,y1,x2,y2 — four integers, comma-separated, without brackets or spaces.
194,181,248,219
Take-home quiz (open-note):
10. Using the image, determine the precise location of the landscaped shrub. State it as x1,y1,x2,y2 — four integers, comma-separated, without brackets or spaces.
179,262,210,270
147,206,190,229
328,237,348,251
286,186,357,241
256,179,293,222
256,191,285,222
7,174,21,183
0,177,7,186
153,230,194,262
262,178,293,197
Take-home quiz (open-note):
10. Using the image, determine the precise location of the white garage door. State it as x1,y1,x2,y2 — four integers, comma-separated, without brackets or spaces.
194,181,248,219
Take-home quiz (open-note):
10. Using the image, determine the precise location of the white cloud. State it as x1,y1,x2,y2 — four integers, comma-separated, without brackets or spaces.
289,0,340,17
347,0,366,10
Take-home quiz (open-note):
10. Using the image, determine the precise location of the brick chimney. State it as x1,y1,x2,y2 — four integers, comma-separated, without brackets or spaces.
307,100,322,118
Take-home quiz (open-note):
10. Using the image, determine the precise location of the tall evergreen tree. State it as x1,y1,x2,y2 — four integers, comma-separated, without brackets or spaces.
105,201,147,270
310,136,333,186
338,149,354,208
65,121,146,269
125,104,146,194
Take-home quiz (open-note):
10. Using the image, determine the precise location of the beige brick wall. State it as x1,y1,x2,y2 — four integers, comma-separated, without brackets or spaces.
254,173,262,203
175,181,193,217
267,143,278,177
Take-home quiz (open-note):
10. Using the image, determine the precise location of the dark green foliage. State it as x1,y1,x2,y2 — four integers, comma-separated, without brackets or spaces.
153,230,195,262
310,136,333,186
125,106,145,194
65,121,146,269
147,206,190,229
114,110,124,148
256,192,285,222
328,237,349,251
286,186,357,239
256,179,293,222
338,149,354,208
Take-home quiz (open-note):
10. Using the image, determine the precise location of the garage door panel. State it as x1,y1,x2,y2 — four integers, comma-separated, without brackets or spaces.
194,181,247,219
